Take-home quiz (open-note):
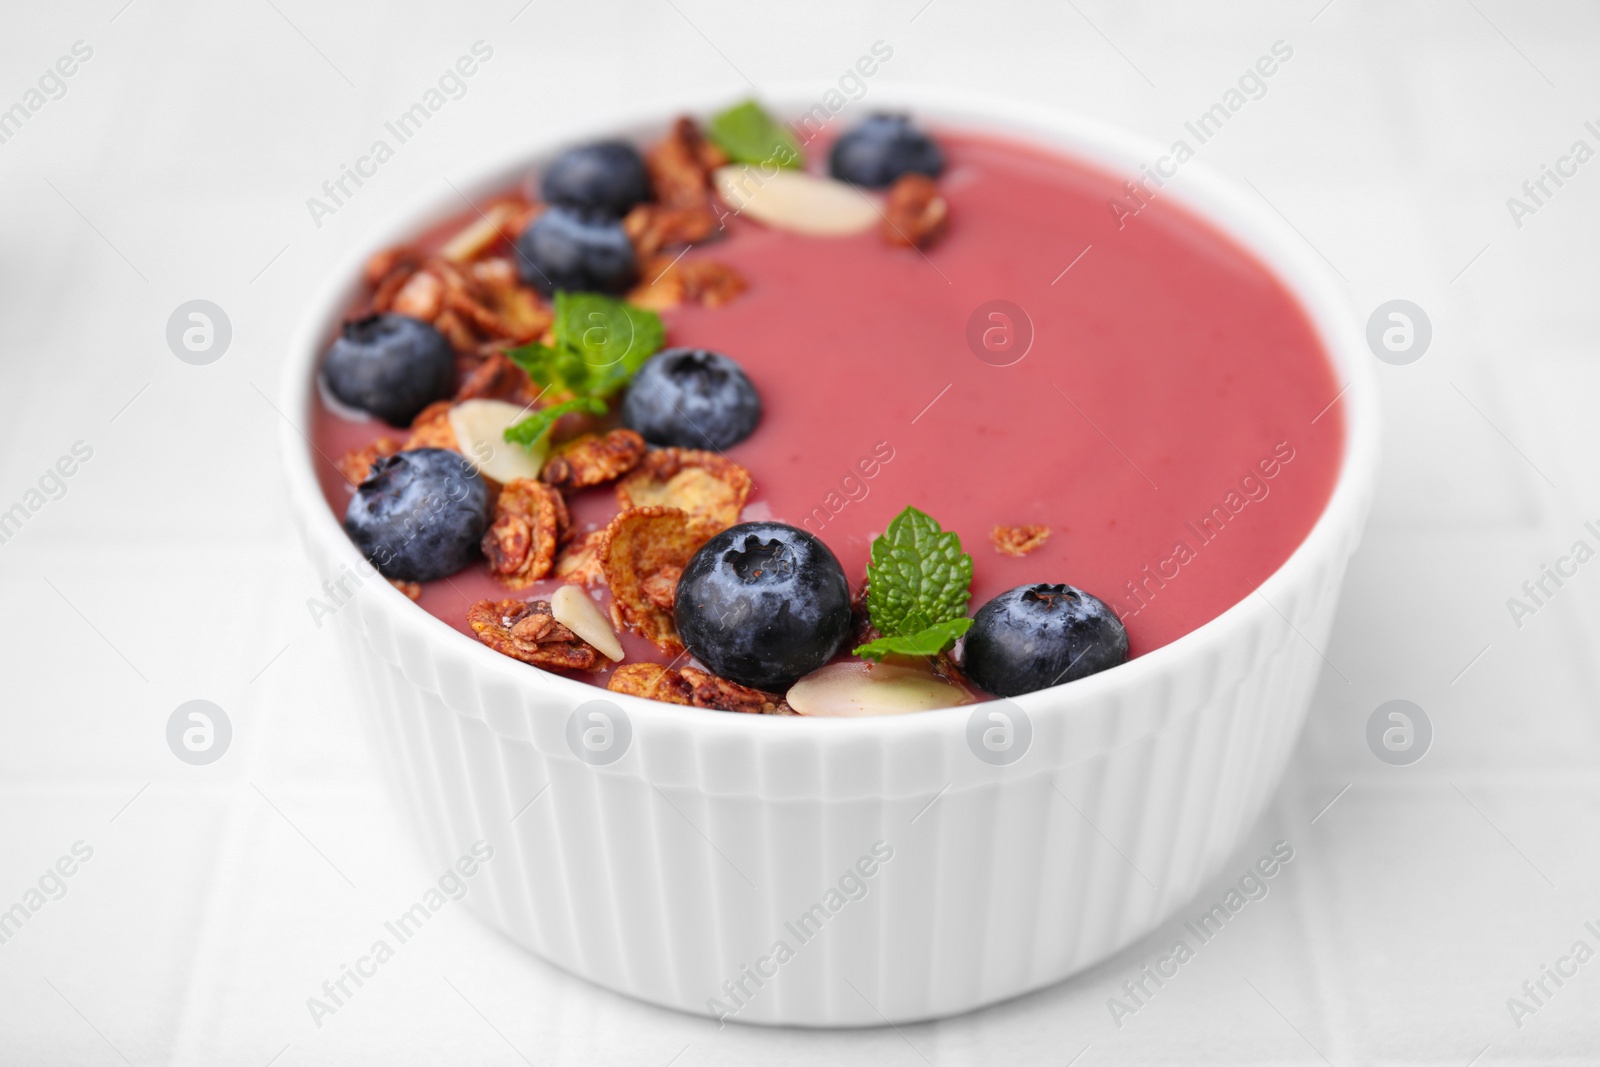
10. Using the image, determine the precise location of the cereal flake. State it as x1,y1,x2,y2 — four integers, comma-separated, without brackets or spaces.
616,449,752,535
598,505,714,653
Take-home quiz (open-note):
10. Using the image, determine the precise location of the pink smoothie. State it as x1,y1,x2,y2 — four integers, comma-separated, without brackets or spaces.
312,128,1345,681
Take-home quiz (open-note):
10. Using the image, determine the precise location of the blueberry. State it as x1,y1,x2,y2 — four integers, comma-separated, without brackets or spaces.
621,348,762,450
344,448,490,582
675,522,852,691
828,114,945,188
961,584,1127,697
321,313,455,426
514,206,638,296
541,140,652,216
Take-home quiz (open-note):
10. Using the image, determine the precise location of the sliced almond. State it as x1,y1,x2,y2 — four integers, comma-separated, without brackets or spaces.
550,584,624,661
447,399,546,484
441,201,520,262
786,660,972,717
712,165,879,237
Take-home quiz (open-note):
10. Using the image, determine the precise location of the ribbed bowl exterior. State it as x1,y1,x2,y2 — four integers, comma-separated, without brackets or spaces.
308,502,1361,1026
283,86,1378,1027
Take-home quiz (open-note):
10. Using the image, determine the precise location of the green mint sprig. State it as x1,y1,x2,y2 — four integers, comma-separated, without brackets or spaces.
853,505,974,662
502,396,607,447
503,291,664,449
707,100,804,170
854,617,972,661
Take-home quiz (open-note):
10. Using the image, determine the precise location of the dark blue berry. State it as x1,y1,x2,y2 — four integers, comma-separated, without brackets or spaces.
828,114,945,188
675,522,852,692
322,313,455,426
344,448,490,582
961,584,1127,697
622,348,762,450
541,140,652,216
514,206,638,296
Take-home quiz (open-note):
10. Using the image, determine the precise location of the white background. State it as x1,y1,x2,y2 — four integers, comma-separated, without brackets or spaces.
2,1,1598,1063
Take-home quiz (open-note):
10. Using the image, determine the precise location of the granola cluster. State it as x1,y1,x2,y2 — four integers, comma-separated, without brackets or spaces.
332,108,968,713
366,224,549,362
541,430,649,492
883,174,950,249
341,123,765,696
620,117,747,308
482,480,569,589
468,599,606,672
607,662,793,715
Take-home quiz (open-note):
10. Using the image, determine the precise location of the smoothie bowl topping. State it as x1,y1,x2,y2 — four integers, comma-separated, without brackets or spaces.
312,98,1342,717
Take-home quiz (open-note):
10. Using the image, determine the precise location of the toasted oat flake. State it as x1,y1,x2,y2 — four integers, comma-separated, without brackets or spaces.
389,579,423,602
469,598,604,672
615,449,752,535
483,479,570,589
598,506,714,653
541,429,647,491
991,524,1050,557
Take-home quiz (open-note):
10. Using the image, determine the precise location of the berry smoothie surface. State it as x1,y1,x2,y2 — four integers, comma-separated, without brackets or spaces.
312,128,1345,669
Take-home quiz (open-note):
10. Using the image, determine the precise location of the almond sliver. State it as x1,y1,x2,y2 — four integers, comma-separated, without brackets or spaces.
712,165,880,237
787,660,972,717
551,584,624,661
441,202,520,262
447,399,546,484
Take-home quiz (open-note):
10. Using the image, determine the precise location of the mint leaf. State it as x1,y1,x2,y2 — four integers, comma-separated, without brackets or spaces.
865,506,973,637
707,100,804,170
553,291,664,396
503,396,607,447
502,291,664,452
854,618,973,661
506,339,590,394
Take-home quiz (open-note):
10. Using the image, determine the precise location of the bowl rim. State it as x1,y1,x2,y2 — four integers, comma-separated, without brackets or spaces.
279,81,1379,739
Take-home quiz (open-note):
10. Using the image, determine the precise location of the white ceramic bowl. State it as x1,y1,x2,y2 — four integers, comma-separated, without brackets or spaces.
281,85,1378,1027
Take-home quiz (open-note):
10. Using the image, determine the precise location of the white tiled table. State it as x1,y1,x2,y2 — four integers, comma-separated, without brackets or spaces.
3,1,1598,1062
